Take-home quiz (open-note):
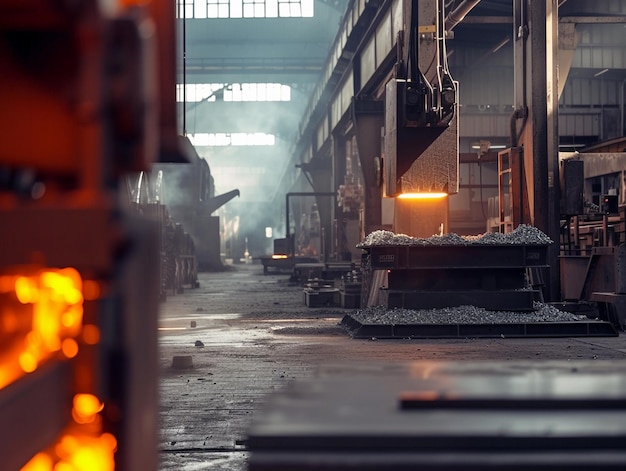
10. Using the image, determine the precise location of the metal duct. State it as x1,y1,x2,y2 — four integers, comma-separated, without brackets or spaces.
445,0,481,31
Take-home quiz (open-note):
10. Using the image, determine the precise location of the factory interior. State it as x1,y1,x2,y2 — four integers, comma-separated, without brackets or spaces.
2,0,626,470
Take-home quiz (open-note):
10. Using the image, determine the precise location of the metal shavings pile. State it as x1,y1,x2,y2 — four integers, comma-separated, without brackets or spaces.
352,303,588,325
357,224,553,248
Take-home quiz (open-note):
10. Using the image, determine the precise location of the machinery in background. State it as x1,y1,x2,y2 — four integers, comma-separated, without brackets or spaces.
125,151,240,298
262,193,361,308
283,0,460,307
493,90,626,330
0,1,187,469
151,153,240,272
125,172,199,301
382,0,459,237
352,0,460,309
260,192,334,274
555,138,626,331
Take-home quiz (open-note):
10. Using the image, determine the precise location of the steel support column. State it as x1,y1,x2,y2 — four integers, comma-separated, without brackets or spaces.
296,145,334,260
513,0,561,301
353,99,385,235
546,0,561,302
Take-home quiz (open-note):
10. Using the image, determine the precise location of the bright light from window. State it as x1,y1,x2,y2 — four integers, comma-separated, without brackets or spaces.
176,0,313,18
188,133,276,146
177,83,291,102
265,227,273,238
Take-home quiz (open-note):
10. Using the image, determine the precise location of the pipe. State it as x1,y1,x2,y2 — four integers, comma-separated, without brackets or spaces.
445,0,482,31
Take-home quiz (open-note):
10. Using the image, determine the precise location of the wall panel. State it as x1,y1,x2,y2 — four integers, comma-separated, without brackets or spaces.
360,35,377,86
375,11,392,69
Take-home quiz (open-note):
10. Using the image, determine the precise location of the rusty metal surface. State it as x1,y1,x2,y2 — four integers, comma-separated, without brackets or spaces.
157,264,626,470
0,207,119,270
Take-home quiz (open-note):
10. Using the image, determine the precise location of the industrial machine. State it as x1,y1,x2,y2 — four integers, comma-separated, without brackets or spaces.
125,171,199,300
125,145,240,297
383,0,458,198
0,1,185,469
279,0,462,304
151,153,240,272
260,192,334,274
557,140,626,331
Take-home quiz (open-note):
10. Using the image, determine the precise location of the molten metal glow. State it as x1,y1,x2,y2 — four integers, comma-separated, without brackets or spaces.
82,280,101,301
397,192,448,199
271,254,288,259
81,325,101,345
0,268,84,389
62,338,79,358
19,453,52,471
21,431,117,471
73,394,105,425
4,268,116,471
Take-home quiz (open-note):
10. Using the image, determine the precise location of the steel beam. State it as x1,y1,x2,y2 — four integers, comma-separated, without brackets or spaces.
513,0,561,301
352,99,384,235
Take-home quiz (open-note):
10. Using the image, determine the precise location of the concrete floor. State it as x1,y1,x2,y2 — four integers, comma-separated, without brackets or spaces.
158,263,626,470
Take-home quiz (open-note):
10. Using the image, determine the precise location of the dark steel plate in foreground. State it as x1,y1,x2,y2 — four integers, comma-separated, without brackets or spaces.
340,314,619,338
247,361,626,470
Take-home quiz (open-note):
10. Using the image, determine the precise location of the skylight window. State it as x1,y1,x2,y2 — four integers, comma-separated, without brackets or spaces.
177,0,313,18
188,133,276,146
207,0,231,17
177,83,291,102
